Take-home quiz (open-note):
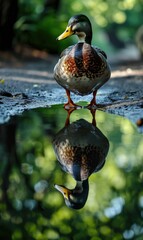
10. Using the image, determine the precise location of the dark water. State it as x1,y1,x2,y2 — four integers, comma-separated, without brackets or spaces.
0,105,143,240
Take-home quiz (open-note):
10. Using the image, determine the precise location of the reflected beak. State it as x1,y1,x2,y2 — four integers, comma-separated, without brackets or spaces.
57,25,74,40
54,184,69,199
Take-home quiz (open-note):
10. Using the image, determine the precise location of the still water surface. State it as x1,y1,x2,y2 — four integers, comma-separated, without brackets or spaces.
0,105,143,240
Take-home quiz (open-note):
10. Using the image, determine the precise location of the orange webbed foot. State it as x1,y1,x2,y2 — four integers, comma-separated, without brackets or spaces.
64,89,82,109
64,101,81,110
86,91,106,110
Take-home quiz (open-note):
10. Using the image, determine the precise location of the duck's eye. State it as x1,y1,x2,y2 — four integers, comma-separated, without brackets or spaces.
66,29,69,32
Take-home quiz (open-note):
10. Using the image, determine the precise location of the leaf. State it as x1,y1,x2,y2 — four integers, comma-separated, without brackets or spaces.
0,79,5,84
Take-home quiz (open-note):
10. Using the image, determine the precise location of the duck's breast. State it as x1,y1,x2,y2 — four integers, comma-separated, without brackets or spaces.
54,43,110,95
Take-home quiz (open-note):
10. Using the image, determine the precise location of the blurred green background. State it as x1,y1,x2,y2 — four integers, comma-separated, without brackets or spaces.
0,106,143,240
0,0,143,53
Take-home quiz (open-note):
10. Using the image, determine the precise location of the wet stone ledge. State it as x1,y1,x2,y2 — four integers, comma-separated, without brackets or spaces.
0,57,143,132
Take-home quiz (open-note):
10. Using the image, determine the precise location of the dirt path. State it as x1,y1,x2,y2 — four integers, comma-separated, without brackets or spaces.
0,50,143,132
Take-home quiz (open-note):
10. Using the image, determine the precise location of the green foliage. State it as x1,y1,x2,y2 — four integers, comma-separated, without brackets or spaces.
14,0,143,53
0,105,143,239
15,13,73,53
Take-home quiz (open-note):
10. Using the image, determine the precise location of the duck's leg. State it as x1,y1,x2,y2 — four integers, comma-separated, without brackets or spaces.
90,91,97,106
87,91,107,109
64,89,81,109
65,108,76,126
90,109,97,127
87,91,97,109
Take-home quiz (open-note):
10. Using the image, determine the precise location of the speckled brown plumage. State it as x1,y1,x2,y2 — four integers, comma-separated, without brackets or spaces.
54,42,110,96
53,119,109,181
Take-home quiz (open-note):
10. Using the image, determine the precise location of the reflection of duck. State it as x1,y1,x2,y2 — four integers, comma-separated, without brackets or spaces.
53,110,109,209
54,14,111,109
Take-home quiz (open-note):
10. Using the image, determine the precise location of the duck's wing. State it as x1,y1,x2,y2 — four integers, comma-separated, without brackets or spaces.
60,45,75,58
58,161,69,173
93,46,107,59
94,159,105,173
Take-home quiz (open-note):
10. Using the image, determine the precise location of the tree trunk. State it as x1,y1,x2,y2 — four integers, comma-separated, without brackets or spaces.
0,0,18,50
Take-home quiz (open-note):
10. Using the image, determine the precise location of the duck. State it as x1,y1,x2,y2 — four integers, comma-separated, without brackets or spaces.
53,110,109,209
54,14,111,109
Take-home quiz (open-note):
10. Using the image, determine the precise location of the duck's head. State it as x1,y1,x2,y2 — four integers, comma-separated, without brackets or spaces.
54,180,89,209
57,14,92,44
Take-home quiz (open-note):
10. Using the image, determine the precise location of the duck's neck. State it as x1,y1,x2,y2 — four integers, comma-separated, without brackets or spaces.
85,31,92,44
78,22,92,44
73,181,83,193
78,32,92,44
73,180,89,194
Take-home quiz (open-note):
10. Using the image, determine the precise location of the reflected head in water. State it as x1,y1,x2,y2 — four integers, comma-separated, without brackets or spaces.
53,109,109,209
55,180,89,210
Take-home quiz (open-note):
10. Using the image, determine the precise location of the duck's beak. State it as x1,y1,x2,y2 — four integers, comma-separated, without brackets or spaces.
54,184,70,199
57,25,74,40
